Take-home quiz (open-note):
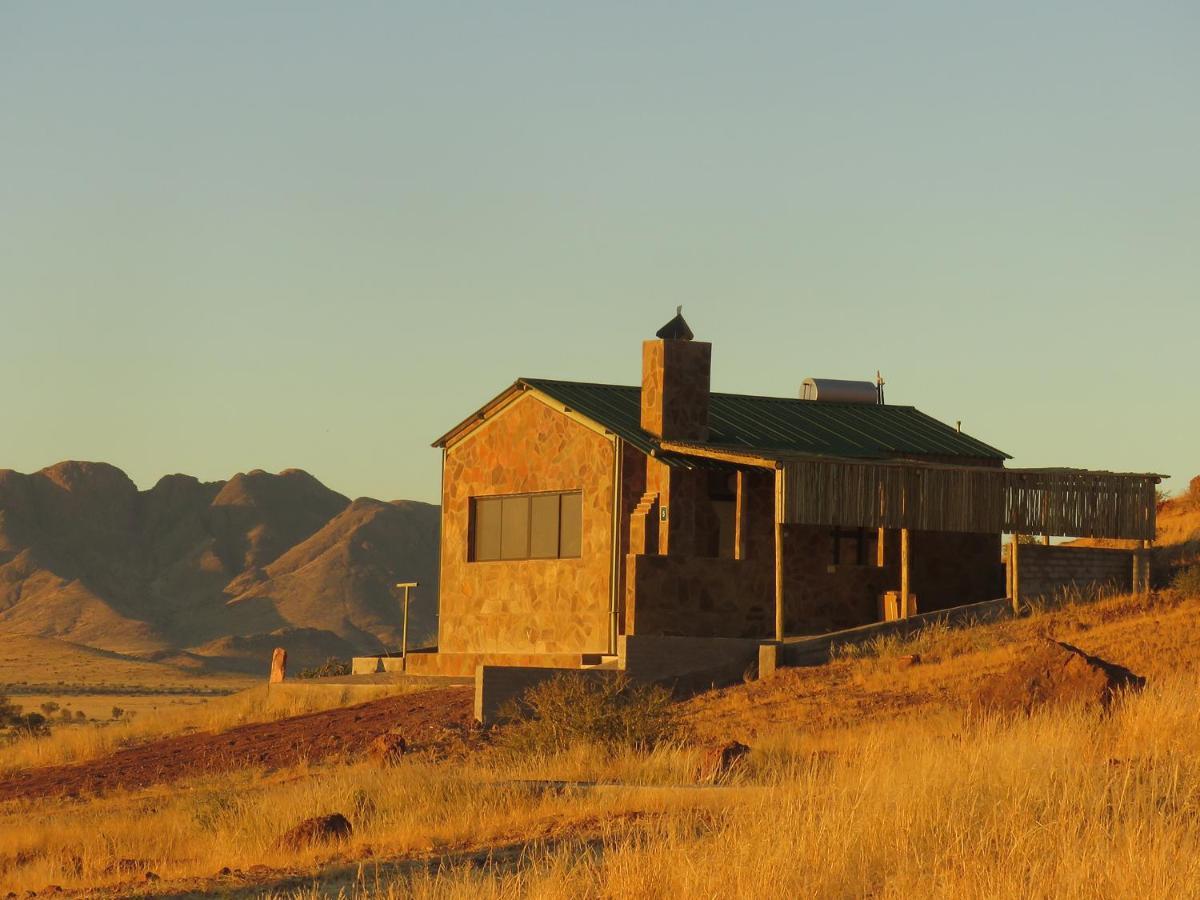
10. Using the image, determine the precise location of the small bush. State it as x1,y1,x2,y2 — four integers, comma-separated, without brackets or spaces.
1172,565,1200,597
831,617,1001,664
12,712,49,737
298,657,352,679
498,674,678,756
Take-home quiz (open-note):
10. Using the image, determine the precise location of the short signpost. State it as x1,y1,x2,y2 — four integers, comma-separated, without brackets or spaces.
395,582,419,666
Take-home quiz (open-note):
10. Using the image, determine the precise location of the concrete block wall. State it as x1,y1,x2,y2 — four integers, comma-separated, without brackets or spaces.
474,665,616,726
1014,544,1133,601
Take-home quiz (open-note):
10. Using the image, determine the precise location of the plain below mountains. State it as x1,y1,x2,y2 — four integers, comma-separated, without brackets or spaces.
0,462,439,673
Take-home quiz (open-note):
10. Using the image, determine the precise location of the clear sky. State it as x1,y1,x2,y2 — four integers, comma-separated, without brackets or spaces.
2,2,1197,504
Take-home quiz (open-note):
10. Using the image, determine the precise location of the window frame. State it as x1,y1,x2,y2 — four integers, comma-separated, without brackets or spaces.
469,490,584,562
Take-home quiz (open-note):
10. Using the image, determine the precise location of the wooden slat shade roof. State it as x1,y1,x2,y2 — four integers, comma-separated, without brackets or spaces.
661,441,1162,540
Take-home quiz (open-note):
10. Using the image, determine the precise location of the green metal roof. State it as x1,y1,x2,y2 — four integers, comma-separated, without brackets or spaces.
521,378,1009,462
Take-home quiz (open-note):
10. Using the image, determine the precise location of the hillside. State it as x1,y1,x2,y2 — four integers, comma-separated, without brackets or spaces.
0,462,439,671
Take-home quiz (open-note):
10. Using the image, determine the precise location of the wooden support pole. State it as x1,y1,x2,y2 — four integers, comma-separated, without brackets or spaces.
900,527,911,619
1139,539,1151,596
1005,541,1013,600
876,527,887,568
734,470,747,561
1132,544,1142,597
774,468,784,642
1011,537,1021,616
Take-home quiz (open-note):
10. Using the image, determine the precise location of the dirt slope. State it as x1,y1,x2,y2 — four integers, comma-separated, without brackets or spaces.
0,462,439,669
0,687,473,801
684,589,1200,743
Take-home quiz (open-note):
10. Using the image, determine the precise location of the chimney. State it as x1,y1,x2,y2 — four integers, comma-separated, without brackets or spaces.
640,307,711,442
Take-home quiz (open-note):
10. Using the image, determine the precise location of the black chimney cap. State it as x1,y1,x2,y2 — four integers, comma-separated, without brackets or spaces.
655,306,694,341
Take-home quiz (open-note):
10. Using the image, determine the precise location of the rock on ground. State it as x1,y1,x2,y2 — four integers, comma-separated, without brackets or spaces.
277,813,353,850
975,639,1146,715
699,741,751,783
366,732,407,766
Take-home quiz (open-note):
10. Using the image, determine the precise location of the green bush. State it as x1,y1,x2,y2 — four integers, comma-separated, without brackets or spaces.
498,673,678,756
298,657,352,678
1172,565,1200,596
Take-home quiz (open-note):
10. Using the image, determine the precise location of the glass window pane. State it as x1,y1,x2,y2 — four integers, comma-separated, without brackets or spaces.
473,498,502,561
530,494,561,558
500,496,531,560
558,492,582,558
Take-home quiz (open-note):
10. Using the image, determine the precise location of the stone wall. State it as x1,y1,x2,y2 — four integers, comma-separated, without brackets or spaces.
1014,544,1133,602
620,633,760,684
439,393,616,656
905,531,1005,613
627,464,1004,637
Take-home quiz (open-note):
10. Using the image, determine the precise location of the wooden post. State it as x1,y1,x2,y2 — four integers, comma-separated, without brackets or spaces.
734,470,747,561
1011,537,1021,616
1139,539,1151,596
1005,541,1013,600
900,527,911,619
1131,544,1142,597
876,527,887,568
774,468,784,642
396,582,419,667
1042,534,1051,546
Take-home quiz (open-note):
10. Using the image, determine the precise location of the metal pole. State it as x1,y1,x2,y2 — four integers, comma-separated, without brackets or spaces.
395,582,418,665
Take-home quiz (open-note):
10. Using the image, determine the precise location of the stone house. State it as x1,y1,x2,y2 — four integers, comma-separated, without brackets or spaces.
404,312,1048,677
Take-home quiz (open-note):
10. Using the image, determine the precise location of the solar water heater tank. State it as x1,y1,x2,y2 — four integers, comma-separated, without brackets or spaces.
800,378,879,404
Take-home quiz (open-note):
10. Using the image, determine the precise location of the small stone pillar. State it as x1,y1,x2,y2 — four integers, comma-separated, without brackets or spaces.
269,647,287,684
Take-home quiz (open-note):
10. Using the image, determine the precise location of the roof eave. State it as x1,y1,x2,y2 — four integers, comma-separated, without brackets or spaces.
431,381,528,448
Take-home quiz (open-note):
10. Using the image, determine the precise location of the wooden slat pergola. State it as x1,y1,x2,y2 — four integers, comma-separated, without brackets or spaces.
660,441,1163,639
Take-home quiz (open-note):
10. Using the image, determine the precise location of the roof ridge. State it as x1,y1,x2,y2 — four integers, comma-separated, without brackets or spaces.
520,377,917,409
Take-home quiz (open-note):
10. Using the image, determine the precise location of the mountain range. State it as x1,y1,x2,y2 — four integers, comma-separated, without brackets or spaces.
0,461,439,672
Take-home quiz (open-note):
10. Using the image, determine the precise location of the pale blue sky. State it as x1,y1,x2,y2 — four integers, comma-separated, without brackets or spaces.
2,2,1196,504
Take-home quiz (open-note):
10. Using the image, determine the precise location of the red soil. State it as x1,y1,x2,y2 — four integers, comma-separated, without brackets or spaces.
0,687,474,802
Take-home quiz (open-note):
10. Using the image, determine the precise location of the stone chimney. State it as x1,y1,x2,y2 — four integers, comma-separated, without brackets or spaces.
640,308,711,442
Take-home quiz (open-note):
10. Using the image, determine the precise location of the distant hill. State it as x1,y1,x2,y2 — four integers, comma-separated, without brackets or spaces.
0,462,439,672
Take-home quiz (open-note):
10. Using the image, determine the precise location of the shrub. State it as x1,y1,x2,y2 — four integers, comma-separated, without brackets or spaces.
0,692,20,725
298,658,352,679
13,712,49,737
1172,565,1200,597
498,673,678,756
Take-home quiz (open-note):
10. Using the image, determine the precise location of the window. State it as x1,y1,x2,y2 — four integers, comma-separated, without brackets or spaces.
471,491,583,561
831,527,877,566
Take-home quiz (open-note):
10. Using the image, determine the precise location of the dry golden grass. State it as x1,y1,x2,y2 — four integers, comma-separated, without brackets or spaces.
0,684,363,774
0,634,252,690
2,590,1198,897
268,674,1200,899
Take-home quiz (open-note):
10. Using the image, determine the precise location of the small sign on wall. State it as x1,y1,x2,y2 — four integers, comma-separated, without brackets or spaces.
660,506,668,521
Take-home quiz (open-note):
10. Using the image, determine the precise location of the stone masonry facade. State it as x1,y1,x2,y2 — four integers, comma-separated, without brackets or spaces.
439,392,617,656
